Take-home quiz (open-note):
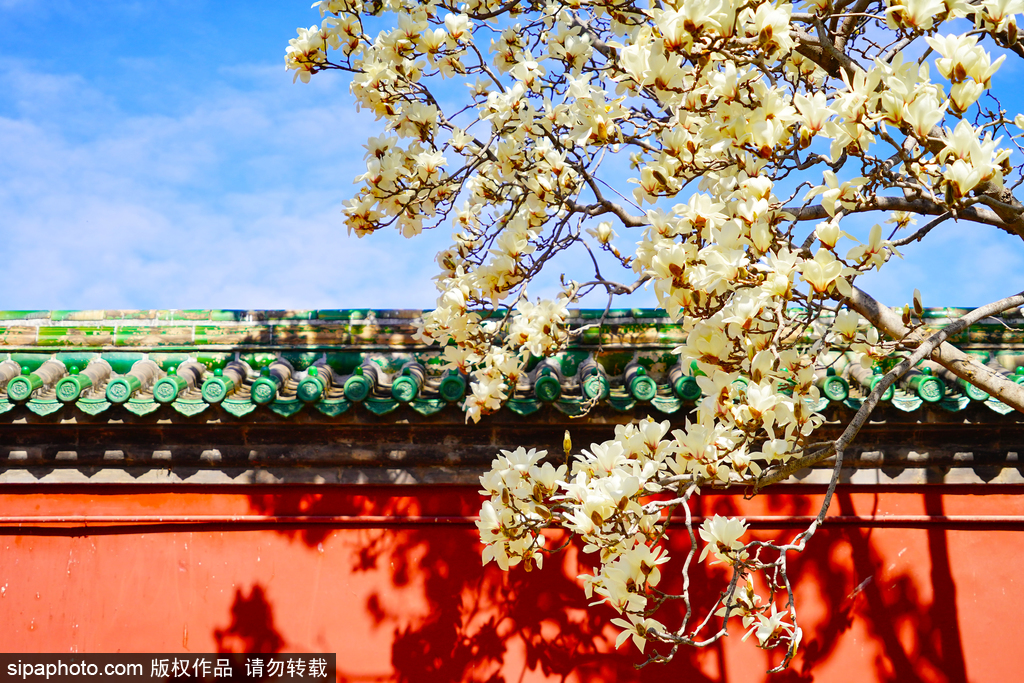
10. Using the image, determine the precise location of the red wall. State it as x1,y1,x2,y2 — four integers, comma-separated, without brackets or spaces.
1,484,1022,682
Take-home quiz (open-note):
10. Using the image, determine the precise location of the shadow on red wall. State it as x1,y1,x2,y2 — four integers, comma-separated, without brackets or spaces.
215,585,286,655
234,486,984,683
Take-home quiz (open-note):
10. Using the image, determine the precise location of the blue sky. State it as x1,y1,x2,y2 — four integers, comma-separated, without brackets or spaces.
0,1,1021,311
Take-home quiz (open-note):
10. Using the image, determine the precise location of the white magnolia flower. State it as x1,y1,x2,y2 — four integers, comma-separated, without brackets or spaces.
699,515,750,564
292,0,1022,665
611,614,667,653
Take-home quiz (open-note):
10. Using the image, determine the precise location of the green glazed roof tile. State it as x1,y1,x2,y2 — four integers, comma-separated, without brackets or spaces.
124,399,160,416
0,311,50,321
314,310,353,321
27,400,62,417
316,399,351,417
269,400,304,418
634,308,668,318
0,327,38,346
507,398,541,415
986,399,1016,414
207,310,246,322
110,310,163,320
274,325,352,346
100,352,144,374
576,310,606,320
608,396,637,411
149,353,192,369
222,400,257,418
553,399,588,417
51,310,98,322
366,309,423,319
364,398,399,415
193,325,272,346
346,326,421,346
939,394,971,411
920,308,972,319
318,309,425,321
9,353,49,372
172,400,209,417
114,327,194,347
258,310,319,321
0,308,1021,423
168,310,215,321
36,327,116,347
320,309,374,321
410,398,446,416
651,395,683,413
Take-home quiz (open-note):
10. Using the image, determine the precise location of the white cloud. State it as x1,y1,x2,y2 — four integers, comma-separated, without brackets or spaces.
0,60,454,310
0,53,1016,314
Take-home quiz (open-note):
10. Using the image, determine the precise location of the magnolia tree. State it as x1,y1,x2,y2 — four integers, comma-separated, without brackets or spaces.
287,0,1024,670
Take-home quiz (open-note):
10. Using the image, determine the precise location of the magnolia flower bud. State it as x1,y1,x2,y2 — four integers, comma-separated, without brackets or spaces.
815,220,841,248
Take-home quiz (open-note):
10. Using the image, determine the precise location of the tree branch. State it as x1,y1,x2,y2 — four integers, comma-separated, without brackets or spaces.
849,287,1024,412
756,287,1024,487
891,211,951,247
782,196,1014,233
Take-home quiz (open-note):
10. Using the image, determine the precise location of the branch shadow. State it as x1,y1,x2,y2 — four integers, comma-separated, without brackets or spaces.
233,485,974,682
214,584,287,655
716,490,971,683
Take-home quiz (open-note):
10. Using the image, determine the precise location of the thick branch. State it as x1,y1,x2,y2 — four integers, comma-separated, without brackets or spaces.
566,197,646,227
757,287,1024,487
782,196,1014,233
973,181,1024,235
849,287,1024,412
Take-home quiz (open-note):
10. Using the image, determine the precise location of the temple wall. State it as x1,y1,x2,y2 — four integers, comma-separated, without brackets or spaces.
2,483,1022,683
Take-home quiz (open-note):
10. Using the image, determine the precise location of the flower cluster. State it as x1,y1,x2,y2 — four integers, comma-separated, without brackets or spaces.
478,425,675,649
478,421,801,655
291,0,1022,667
